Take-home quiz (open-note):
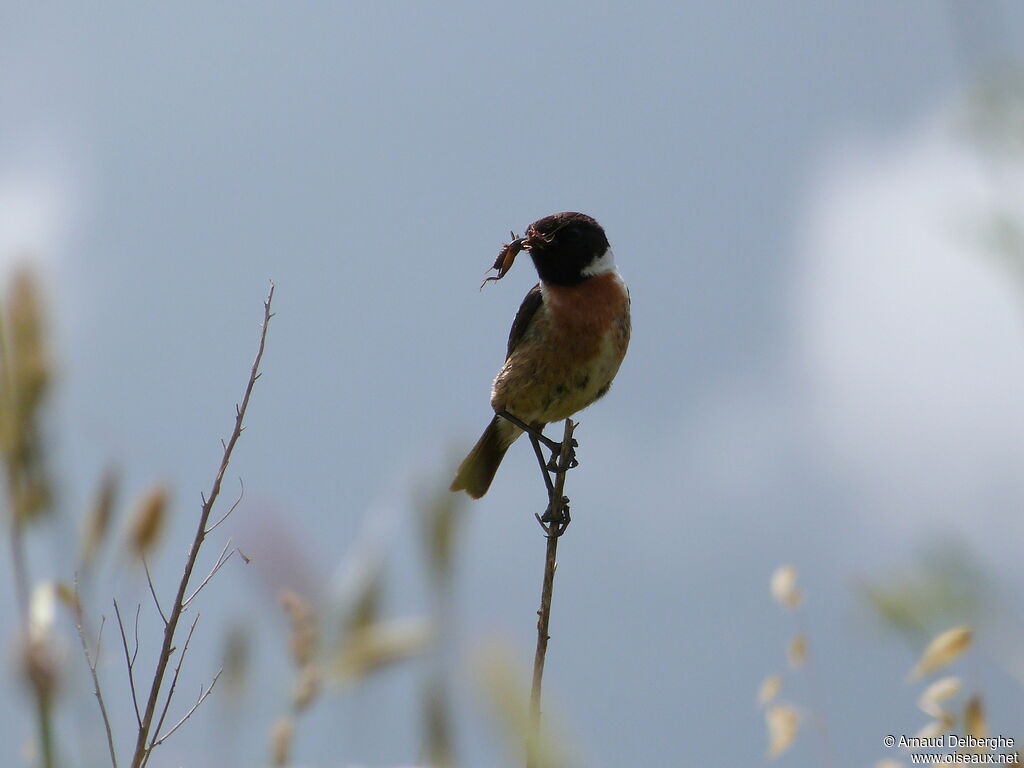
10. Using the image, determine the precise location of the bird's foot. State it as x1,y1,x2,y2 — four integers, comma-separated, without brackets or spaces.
545,438,579,473
535,495,571,537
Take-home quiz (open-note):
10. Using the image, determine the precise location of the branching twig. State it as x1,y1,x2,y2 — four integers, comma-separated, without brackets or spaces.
113,600,142,728
142,558,167,626
205,477,244,535
132,604,141,666
126,284,274,768
74,580,118,768
182,539,234,609
144,614,199,766
527,418,576,767
151,668,223,749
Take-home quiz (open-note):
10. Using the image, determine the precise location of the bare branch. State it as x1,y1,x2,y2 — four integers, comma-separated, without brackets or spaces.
151,668,223,749
142,559,167,626
205,477,244,535
144,614,200,766
113,599,142,728
128,284,274,768
183,536,234,610
74,578,118,768
182,539,234,610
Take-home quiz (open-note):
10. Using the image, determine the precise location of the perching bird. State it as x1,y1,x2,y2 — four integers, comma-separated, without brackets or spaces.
450,212,631,498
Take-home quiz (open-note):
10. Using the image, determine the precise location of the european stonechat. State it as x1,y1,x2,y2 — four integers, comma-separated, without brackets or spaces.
451,212,631,498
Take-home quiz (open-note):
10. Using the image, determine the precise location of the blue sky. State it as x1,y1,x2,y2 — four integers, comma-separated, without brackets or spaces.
3,2,1024,766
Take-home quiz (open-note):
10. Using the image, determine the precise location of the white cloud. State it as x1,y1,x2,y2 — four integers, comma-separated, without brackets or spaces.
0,139,90,347
793,98,1024,544
0,168,72,268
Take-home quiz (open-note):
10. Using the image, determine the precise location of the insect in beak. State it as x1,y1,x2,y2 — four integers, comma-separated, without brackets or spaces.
480,231,527,289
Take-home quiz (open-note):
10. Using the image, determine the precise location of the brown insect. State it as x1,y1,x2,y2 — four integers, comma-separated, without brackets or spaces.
479,221,569,289
480,231,527,289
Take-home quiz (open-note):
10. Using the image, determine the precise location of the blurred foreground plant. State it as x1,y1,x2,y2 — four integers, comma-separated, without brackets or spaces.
760,564,836,764
1,277,276,768
0,268,57,767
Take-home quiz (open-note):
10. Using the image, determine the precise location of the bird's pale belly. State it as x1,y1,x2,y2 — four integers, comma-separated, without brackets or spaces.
490,305,630,425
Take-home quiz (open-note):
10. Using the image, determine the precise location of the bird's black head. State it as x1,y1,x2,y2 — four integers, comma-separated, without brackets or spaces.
524,212,611,287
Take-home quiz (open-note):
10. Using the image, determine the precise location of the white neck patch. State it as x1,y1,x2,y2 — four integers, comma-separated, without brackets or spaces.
580,247,617,277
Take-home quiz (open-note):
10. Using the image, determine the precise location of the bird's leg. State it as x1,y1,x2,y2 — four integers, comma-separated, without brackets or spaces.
497,410,558,451
529,434,555,498
530,434,574,535
497,410,579,473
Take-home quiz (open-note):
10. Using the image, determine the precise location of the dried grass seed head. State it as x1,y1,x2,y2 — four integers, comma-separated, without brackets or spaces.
757,675,782,706
765,703,800,759
917,676,961,719
81,468,118,566
770,564,803,609
127,483,169,559
788,634,807,669
909,625,973,680
279,588,318,668
964,694,988,738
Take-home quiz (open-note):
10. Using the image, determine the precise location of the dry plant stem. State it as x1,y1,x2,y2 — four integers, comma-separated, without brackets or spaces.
127,284,274,768
74,580,118,768
142,559,167,626
148,615,223,754
151,667,222,749
149,614,200,752
114,600,143,727
36,696,55,768
528,418,575,765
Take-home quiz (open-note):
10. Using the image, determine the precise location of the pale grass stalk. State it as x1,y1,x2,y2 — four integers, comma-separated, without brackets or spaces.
73,577,118,768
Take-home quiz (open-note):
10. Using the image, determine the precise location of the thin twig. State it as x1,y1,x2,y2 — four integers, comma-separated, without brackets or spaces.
182,539,234,609
151,668,223,748
74,579,118,768
127,284,274,768
113,599,142,728
205,477,244,535
528,418,576,768
144,614,200,766
132,604,141,665
142,558,167,626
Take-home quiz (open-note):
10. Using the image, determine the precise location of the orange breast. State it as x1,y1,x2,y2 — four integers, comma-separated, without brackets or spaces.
543,272,630,360
489,272,631,423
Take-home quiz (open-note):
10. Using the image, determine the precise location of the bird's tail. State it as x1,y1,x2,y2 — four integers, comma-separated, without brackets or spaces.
450,415,522,498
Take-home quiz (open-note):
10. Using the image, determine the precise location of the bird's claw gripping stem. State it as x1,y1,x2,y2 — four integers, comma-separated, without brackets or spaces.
535,495,571,537
545,439,578,473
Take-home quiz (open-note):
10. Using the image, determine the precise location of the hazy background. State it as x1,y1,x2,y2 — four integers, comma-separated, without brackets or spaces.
3,1,1024,766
